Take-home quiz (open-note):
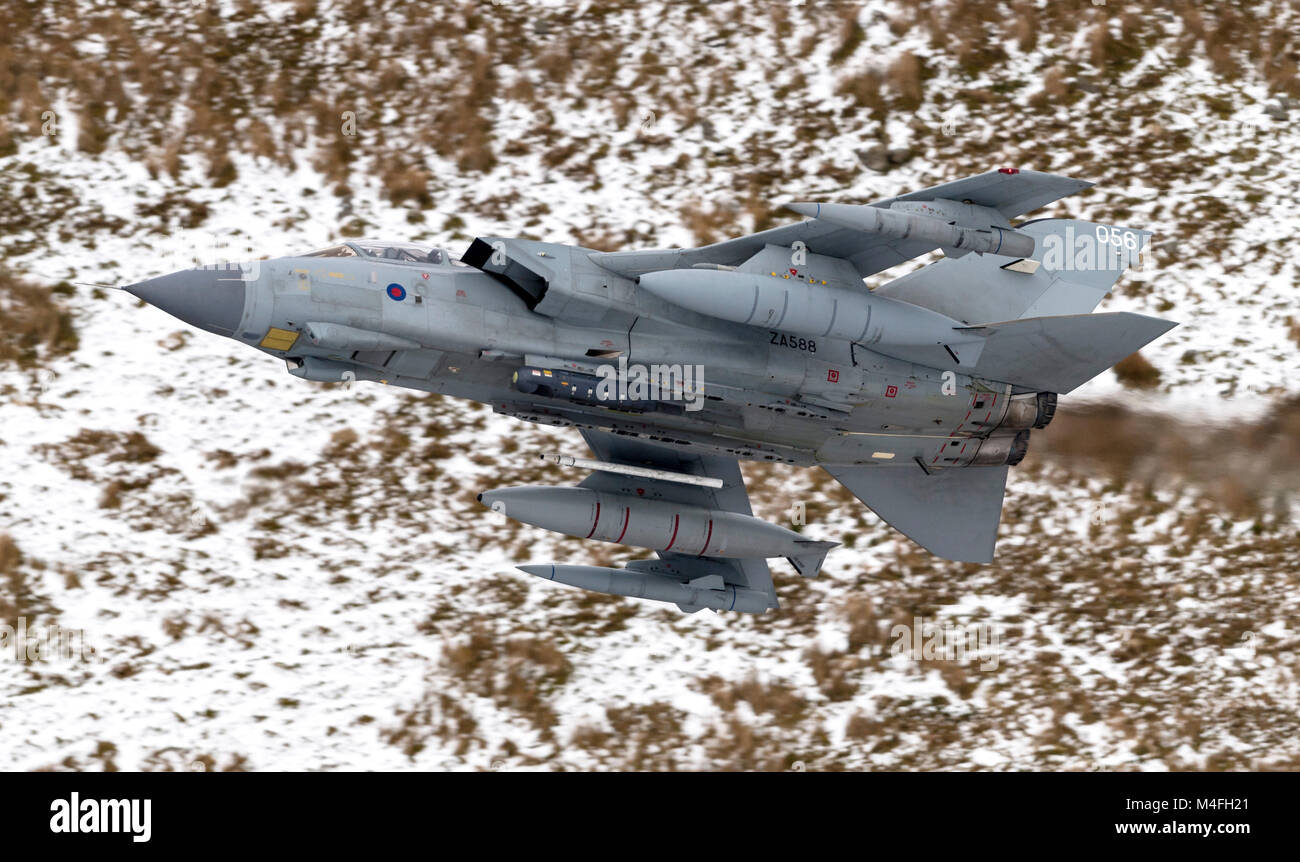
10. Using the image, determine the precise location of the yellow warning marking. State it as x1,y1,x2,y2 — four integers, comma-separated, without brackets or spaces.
259,327,300,351
327,271,344,278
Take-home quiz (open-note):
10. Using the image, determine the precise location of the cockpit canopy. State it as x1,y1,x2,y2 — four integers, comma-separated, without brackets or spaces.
303,240,448,265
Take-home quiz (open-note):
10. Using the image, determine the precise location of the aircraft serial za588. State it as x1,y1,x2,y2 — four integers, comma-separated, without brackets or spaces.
122,169,1174,614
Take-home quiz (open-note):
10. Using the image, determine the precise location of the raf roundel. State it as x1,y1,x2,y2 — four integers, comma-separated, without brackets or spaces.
386,283,407,302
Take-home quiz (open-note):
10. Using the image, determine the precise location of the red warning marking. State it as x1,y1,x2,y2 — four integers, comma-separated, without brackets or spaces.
665,514,680,551
701,518,713,556
585,502,601,539
456,289,466,297
885,384,898,398
615,508,630,543
827,369,839,383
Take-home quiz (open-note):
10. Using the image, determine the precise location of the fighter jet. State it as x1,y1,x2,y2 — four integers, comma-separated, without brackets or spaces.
122,169,1174,614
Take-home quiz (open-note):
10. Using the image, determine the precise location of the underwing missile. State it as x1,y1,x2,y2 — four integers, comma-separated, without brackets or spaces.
480,485,836,575
786,201,1036,259
518,563,773,613
637,268,987,367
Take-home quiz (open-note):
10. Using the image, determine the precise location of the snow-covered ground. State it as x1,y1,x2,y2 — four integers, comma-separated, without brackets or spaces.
2,0,1299,771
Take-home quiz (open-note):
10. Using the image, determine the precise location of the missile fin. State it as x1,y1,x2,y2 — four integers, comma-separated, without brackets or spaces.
786,539,838,577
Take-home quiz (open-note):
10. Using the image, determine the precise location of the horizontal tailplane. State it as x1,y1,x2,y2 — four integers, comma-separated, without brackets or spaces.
956,311,1177,393
823,464,1009,563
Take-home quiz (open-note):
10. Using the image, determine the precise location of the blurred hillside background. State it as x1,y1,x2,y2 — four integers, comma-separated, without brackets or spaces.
1,0,1298,770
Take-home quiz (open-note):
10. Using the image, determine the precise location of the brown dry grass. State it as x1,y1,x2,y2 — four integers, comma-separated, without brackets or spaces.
0,0,1282,194
0,274,78,369
1112,351,1163,389
0,534,56,630
442,624,571,737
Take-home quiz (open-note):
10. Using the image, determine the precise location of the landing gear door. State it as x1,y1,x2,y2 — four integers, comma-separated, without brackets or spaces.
385,349,445,381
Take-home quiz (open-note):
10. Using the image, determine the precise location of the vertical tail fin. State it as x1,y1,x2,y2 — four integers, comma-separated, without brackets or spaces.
875,218,1151,325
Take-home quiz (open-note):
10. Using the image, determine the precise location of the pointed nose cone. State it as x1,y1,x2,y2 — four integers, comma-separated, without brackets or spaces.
785,202,821,219
125,268,247,336
478,489,512,515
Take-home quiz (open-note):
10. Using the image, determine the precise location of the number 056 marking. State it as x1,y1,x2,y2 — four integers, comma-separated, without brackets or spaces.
1095,225,1139,251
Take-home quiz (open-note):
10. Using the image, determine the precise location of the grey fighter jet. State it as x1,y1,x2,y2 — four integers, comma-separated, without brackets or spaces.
122,169,1175,614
